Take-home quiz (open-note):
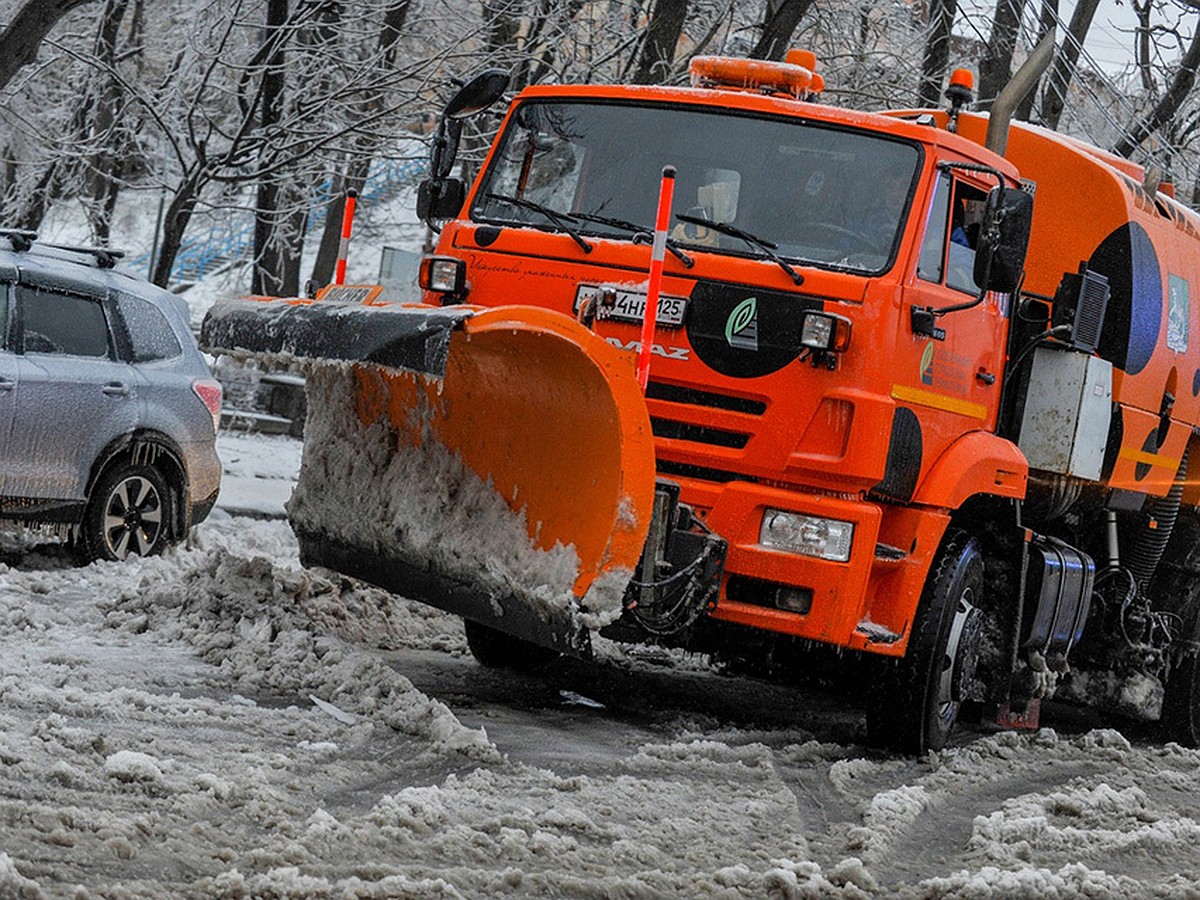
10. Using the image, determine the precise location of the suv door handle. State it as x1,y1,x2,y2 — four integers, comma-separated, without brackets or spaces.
102,382,130,397
0,377,13,392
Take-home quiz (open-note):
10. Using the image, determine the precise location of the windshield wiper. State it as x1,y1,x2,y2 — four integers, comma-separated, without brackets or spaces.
485,192,592,253
674,212,803,285
571,212,694,269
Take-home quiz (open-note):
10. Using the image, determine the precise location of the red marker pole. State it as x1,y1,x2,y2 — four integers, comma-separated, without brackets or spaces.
333,188,358,286
636,166,676,390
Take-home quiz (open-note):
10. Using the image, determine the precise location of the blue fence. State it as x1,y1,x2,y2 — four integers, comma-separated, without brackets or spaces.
131,156,427,283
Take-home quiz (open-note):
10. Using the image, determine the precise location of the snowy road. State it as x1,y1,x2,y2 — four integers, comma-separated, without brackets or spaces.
3,433,1200,897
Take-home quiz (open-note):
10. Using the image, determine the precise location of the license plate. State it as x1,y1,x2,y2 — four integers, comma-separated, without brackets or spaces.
574,285,687,328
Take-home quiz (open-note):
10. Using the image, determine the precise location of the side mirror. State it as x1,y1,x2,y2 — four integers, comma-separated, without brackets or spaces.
443,68,510,119
417,177,466,221
974,186,1033,293
429,118,463,181
429,68,510,180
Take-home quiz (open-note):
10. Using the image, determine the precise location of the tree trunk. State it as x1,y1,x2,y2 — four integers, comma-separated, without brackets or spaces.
750,0,816,62
152,170,201,287
256,179,305,296
252,0,291,296
85,0,132,245
918,0,959,107
1114,25,1200,159
1134,0,1154,96
0,0,98,93
1040,0,1099,130
977,0,1027,107
12,160,63,232
1015,0,1057,120
632,0,688,84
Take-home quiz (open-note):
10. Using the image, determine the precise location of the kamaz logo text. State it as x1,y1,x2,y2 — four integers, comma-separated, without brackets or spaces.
605,337,690,360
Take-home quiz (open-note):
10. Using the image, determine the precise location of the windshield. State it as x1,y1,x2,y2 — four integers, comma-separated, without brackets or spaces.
473,100,921,274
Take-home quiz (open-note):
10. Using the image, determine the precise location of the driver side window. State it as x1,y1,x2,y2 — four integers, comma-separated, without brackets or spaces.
917,172,986,295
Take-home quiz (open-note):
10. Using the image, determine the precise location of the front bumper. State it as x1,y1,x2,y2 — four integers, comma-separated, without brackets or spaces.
700,482,934,657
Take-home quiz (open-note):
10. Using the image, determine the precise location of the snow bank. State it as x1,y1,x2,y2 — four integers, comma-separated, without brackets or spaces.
107,535,496,761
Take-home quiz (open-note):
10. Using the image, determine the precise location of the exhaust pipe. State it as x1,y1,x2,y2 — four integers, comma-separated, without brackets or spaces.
985,30,1057,157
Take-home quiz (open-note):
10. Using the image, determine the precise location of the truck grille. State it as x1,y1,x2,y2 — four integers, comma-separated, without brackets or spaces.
646,380,765,450
646,381,767,415
650,419,749,448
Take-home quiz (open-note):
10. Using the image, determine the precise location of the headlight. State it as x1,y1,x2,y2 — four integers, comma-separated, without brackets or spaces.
800,311,852,352
760,509,854,562
419,255,466,294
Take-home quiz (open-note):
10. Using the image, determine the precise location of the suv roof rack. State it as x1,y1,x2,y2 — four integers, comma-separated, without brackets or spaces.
0,229,38,252
40,243,127,269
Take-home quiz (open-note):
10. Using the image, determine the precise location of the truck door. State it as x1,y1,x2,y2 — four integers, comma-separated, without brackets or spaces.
896,168,1009,467
7,282,138,503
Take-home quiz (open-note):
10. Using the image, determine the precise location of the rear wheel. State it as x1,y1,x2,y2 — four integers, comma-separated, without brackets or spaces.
866,530,984,754
82,463,174,563
1162,652,1200,746
1149,510,1200,746
464,619,560,672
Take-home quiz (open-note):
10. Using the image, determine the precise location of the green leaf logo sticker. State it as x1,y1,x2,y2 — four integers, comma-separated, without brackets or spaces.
920,340,935,385
725,296,759,350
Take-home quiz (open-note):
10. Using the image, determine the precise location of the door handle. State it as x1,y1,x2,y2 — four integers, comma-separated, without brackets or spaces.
102,382,130,397
0,378,13,392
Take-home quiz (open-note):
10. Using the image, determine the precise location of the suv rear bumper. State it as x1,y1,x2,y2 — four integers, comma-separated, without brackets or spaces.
191,486,218,527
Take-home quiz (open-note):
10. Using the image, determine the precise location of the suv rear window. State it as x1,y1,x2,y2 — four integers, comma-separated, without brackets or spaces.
114,292,182,362
18,285,111,357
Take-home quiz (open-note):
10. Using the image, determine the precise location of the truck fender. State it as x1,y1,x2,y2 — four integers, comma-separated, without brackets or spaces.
911,431,1028,509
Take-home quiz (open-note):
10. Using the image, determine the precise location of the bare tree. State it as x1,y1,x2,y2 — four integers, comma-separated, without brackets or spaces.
1040,0,1099,130
632,0,689,84
83,0,135,244
978,0,1027,106
251,0,296,297
135,0,442,286
918,0,958,107
310,0,415,288
1016,0,1057,120
1115,14,1200,158
750,0,817,61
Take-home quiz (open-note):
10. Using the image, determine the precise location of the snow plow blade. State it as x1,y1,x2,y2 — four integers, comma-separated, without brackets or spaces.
201,295,657,657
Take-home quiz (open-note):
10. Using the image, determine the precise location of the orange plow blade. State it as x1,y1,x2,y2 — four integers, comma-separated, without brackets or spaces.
234,303,656,655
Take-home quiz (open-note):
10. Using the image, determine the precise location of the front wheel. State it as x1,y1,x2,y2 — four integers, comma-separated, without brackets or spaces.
82,463,174,563
866,530,985,754
464,619,560,673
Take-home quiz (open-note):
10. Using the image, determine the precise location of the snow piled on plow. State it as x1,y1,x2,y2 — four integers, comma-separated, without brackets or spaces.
288,365,630,630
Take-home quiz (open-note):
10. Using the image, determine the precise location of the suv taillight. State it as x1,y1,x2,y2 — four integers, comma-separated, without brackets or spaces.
192,379,222,433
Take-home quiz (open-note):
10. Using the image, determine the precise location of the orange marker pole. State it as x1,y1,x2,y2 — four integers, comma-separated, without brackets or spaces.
333,188,358,286
636,166,676,390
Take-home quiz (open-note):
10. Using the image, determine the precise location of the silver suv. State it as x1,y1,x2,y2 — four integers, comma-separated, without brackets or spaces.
0,230,221,561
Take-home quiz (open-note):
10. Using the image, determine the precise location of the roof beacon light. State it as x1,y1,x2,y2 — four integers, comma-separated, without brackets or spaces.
690,55,812,100
945,68,975,132
786,49,825,99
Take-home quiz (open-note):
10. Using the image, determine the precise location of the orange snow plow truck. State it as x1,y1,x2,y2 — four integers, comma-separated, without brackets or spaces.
203,48,1200,753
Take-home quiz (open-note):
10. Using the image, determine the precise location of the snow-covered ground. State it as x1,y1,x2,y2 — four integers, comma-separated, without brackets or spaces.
2,430,1200,898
